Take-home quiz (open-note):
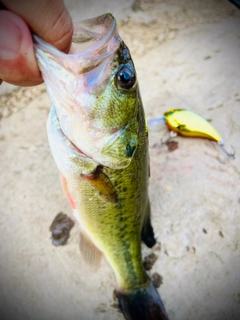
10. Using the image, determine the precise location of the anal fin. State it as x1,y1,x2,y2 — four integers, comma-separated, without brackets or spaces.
79,232,103,271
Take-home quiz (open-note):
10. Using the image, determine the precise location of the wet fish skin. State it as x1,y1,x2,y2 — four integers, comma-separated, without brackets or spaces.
35,13,169,320
47,96,149,290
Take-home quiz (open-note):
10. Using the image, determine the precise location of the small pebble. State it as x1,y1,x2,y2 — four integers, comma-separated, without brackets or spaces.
151,272,163,288
166,140,178,152
50,212,74,246
143,253,158,271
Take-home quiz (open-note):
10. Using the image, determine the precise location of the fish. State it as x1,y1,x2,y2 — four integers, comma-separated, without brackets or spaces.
163,109,235,158
34,13,169,320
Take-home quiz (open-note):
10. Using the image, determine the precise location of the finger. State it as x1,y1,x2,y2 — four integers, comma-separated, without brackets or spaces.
1,0,73,52
0,10,41,86
0,0,73,86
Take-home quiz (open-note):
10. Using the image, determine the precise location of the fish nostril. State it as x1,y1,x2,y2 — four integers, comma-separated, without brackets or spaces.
126,140,137,157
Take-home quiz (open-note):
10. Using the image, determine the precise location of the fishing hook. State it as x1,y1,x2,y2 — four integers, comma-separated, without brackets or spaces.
218,141,235,159
161,130,177,145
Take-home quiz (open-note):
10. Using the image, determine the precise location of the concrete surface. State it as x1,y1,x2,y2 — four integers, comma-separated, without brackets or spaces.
0,1,240,319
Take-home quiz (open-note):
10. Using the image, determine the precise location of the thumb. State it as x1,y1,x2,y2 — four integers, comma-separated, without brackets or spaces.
2,0,73,53
0,10,41,86
0,0,73,86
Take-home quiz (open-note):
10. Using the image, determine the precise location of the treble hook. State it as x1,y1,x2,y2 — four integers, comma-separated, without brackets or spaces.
161,130,177,145
218,141,235,159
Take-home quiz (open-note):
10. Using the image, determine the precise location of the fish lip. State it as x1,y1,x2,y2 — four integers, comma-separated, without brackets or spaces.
33,13,122,115
33,13,119,70
72,13,117,57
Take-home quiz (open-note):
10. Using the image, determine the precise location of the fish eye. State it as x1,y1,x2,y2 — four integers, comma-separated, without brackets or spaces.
115,65,136,90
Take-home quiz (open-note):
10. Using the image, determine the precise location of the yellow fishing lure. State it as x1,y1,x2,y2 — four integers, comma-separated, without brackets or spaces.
163,109,234,158
164,109,221,141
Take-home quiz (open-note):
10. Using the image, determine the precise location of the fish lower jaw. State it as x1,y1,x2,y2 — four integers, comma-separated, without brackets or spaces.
69,139,87,157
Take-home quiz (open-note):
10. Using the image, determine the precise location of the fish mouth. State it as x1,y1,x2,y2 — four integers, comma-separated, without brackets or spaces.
72,13,118,67
33,13,122,115
33,13,120,77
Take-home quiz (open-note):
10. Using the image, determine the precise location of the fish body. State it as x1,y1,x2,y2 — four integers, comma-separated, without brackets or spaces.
164,108,222,142
34,14,168,320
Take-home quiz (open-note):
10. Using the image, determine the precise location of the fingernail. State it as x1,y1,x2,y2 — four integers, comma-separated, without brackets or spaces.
0,11,22,59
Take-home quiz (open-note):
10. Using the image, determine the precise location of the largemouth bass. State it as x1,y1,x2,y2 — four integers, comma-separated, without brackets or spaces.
34,13,168,320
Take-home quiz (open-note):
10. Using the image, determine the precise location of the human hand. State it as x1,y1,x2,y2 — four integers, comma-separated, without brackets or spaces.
0,0,73,86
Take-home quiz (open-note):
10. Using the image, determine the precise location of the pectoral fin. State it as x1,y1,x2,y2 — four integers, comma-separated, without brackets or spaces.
60,173,76,209
79,232,102,271
81,166,118,203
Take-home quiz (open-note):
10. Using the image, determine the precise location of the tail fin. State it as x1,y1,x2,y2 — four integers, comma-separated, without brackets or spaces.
117,282,169,320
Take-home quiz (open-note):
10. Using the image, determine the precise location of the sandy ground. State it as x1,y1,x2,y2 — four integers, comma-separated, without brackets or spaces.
1,1,240,319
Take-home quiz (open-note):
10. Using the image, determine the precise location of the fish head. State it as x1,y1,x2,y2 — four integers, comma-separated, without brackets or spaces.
34,13,140,169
